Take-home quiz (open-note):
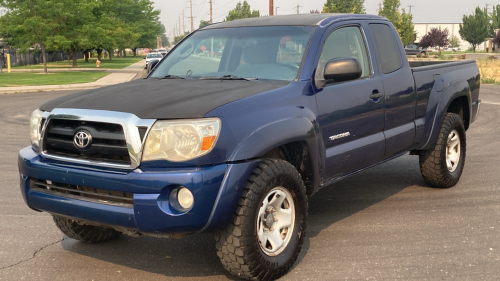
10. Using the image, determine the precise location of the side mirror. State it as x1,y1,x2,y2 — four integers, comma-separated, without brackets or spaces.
324,58,362,83
148,60,160,73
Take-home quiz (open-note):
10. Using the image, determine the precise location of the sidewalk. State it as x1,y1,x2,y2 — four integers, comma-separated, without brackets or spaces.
0,60,146,95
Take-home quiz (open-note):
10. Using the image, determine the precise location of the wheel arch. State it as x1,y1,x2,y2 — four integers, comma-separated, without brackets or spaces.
419,80,471,150
229,116,321,196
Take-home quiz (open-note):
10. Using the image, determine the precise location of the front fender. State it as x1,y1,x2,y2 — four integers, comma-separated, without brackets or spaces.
229,116,318,161
419,80,470,150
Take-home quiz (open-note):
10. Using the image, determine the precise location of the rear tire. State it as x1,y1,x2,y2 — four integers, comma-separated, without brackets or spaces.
53,215,122,243
215,159,308,280
419,113,466,188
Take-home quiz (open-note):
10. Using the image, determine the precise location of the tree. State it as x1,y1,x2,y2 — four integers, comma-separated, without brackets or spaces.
322,0,365,14
47,0,96,67
113,0,161,55
398,11,414,46
0,0,60,73
378,0,415,46
173,32,190,45
225,1,259,21
160,24,170,48
419,28,450,54
490,5,500,37
459,7,489,53
199,20,211,29
449,35,460,49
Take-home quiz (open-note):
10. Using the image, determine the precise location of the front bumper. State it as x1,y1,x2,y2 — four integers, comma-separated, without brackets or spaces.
18,147,259,234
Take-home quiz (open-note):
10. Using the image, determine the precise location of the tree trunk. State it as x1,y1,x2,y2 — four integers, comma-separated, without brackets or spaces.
123,49,127,57
66,51,71,64
97,49,102,60
84,50,89,63
72,49,78,67
133,48,137,56
41,44,48,74
108,49,113,61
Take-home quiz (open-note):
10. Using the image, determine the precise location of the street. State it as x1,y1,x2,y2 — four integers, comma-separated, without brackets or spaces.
0,85,500,280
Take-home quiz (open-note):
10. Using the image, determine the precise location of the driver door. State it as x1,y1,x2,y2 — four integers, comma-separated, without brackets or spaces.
315,24,386,181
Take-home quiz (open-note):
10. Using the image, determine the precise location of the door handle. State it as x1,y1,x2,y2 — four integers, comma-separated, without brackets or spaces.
369,90,384,100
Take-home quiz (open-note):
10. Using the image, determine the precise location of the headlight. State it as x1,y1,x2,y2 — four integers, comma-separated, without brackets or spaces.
142,118,221,162
30,109,44,149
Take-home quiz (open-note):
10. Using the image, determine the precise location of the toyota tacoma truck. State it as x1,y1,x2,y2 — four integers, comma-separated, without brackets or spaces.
18,14,480,280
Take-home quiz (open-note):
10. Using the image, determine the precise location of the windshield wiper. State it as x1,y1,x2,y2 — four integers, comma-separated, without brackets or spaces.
200,75,258,81
158,75,187,80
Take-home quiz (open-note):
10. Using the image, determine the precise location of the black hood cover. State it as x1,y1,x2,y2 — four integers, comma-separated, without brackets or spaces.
40,78,289,119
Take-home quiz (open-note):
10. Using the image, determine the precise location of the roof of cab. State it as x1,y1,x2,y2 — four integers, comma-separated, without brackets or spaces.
200,14,387,30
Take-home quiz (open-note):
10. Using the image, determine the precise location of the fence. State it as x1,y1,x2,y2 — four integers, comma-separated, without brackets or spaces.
1,49,83,67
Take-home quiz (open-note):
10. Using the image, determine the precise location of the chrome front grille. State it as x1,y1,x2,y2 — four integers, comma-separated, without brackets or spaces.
39,109,156,169
30,179,133,208
44,119,131,165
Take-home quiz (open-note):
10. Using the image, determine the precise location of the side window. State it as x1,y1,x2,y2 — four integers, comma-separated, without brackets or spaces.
368,24,402,74
316,26,371,82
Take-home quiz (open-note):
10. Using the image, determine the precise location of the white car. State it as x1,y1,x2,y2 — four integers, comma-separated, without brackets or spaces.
159,48,168,56
144,53,163,69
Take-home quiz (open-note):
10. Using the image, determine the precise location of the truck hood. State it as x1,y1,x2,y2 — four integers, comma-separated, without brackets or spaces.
40,78,289,119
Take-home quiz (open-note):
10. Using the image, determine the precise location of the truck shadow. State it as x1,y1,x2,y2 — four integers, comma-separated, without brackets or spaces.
61,154,425,279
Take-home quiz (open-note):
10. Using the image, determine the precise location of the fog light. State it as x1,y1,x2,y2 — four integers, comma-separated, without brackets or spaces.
169,186,194,212
177,187,194,209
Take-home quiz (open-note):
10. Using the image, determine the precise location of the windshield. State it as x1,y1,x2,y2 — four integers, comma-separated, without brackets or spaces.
147,53,163,58
150,26,315,81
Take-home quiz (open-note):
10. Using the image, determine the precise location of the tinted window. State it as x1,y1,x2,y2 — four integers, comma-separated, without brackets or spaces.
316,26,371,82
368,24,402,74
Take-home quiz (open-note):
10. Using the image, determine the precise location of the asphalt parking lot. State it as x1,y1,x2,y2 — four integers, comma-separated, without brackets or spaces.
1,85,500,280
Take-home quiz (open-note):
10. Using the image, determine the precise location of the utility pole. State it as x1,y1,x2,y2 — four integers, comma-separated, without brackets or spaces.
178,16,181,36
408,5,413,15
189,0,194,32
295,4,301,14
269,0,274,16
209,0,213,23
182,10,185,34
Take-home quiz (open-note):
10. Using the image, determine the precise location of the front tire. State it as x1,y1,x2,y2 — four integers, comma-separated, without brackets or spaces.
53,215,122,243
215,159,308,280
419,113,466,188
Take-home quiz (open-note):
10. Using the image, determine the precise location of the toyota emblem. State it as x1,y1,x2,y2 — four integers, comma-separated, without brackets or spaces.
73,130,92,150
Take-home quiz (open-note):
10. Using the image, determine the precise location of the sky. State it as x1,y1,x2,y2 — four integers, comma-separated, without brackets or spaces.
151,0,495,41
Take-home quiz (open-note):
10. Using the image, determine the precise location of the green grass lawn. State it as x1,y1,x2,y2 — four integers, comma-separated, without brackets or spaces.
13,57,144,69
0,71,110,87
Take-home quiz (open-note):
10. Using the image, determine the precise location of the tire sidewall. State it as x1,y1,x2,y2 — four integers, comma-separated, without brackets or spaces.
440,114,466,180
252,169,307,272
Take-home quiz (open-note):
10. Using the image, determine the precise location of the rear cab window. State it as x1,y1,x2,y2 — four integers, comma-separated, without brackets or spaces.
368,23,402,74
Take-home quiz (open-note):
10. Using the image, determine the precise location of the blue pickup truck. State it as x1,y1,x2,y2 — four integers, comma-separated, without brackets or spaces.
19,14,480,280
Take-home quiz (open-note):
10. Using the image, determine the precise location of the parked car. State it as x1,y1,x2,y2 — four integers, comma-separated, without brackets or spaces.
144,53,163,69
405,43,427,57
159,48,168,56
19,14,480,280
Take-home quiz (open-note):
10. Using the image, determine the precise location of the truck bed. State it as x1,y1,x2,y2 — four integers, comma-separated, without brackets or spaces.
409,60,475,70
